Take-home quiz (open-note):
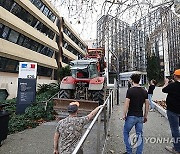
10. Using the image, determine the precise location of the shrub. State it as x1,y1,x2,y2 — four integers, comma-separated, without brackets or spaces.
8,114,38,134
0,86,57,134
37,82,60,95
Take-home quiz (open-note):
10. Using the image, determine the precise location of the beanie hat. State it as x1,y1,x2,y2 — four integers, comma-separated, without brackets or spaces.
174,69,180,76
67,102,79,113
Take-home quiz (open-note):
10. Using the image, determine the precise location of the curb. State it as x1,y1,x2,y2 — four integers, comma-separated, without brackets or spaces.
152,101,167,119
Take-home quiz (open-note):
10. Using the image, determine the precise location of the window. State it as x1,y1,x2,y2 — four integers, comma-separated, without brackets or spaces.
41,25,48,34
42,6,49,16
0,57,7,70
63,25,87,51
0,23,55,58
38,66,52,77
0,56,52,76
30,41,39,51
31,0,43,10
47,49,54,57
17,34,25,45
56,35,59,43
31,18,38,27
2,0,14,11
22,38,31,48
37,44,43,53
48,12,56,22
8,29,19,43
0,24,3,36
2,0,55,40
30,0,57,23
47,29,55,39
5,59,18,72
40,46,48,55
0,0,5,6
2,26,10,39
25,13,35,26
19,9,28,22
10,2,22,17
36,22,43,31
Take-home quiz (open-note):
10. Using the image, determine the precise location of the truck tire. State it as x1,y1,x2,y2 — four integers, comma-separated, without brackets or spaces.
92,90,104,105
59,90,71,99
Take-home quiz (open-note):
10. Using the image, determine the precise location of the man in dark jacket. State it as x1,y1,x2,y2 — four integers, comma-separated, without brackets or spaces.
162,69,180,154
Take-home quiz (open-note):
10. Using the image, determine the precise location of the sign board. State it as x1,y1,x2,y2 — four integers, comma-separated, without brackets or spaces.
18,62,37,79
16,79,36,114
16,62,37,114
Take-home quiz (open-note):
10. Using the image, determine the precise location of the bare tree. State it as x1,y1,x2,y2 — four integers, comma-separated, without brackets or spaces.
50,0,180,79
49,0,178,38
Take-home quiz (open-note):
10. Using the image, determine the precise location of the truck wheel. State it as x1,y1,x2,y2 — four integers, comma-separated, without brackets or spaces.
59,90,71,99
92,91,104,105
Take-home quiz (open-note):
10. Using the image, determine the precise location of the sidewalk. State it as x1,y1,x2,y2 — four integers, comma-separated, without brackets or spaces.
0,124,55,154
0,88,172,154
105,88,172,154
0,119,103,154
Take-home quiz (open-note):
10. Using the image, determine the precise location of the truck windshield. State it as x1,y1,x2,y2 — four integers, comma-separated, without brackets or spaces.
71,68,89,78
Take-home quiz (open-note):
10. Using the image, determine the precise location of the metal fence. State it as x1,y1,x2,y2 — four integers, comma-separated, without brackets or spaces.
72,85,117,154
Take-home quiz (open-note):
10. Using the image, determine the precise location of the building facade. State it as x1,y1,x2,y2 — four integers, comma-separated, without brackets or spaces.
97,15,131,84
97,7,180,83
133,7,180,76
0,0,87,98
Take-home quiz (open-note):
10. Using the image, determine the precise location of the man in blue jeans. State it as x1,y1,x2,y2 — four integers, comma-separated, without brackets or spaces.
122,74,149,154
162,69,180,154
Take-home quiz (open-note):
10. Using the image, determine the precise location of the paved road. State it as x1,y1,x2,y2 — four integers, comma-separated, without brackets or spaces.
105,88,172,154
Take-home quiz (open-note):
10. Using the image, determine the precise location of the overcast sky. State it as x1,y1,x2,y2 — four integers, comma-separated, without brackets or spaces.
51,0,103,41
51,0,175,41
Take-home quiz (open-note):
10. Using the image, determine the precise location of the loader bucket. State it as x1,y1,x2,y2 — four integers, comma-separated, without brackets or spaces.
53,98,99,118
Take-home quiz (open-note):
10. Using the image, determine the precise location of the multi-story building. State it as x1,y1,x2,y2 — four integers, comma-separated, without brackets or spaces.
133,7,180,76
0,0,87,98
97,7,180,81
97,15,131,84
130,25,147,72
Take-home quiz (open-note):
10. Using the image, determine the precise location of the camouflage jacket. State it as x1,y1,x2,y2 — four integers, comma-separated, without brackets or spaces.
55,116,89,154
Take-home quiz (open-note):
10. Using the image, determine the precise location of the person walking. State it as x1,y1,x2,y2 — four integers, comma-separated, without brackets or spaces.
122,74,149,154
148,79,156,111
162,69,180,154
53,101,103,154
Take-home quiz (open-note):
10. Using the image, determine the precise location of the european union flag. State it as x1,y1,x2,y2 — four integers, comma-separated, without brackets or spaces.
22,64,27,68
